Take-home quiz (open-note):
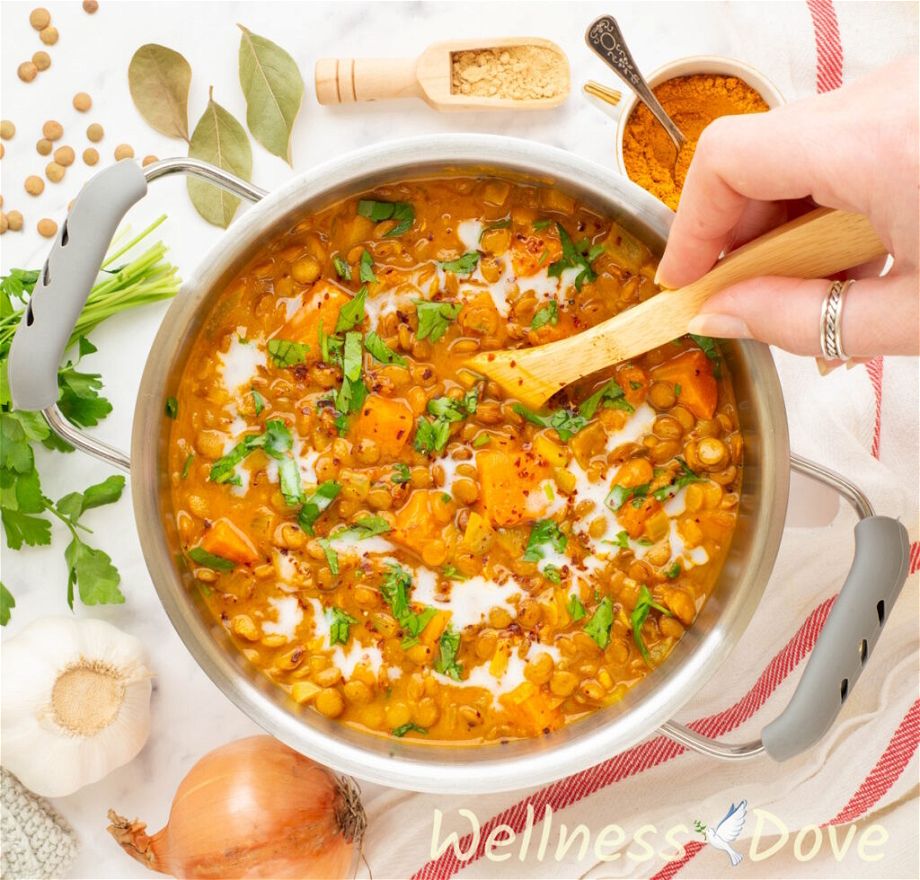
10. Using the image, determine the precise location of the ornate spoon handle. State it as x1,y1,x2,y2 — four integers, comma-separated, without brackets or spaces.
585,15,686,149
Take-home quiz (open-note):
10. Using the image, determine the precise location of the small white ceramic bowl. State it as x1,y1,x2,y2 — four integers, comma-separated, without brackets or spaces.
614,55,786,178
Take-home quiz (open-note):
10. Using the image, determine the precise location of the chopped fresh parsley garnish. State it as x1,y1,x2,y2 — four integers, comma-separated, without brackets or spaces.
543,564,562,584
523,518,567,562
335,331,367,417
578,379,634,419
414,416,451,455
532,219,552,231
632,586,671,662
480,219,511,239
318,538,338,574
652,458,703,502
318,326,344,366
333,515,392,541
335,287,367,333
548,223,602,290
357,199,415,237
512,403,588,441
689,334,722,377
584,597,614,649
359,249,377,283
390,463,411,484
472,433,491,448
611,530,630,549
415,390,478,455
251,388,266,415
332,255,352,280
531,300,558,330
327,606,357,645
297,480,341,534
440,252,480,275
364,331,406,366
267,338,309,367
435,625,463,680
392,722,427,737
165,396,178,419
379,563,437,648
0,584,14,627
441,564,466,581
674,383,682,397
210,420,301,503
567,594,586,621
188,546,235,571
181,453,194,479
665,561,682,579
605,482,650,512
414,299,462,343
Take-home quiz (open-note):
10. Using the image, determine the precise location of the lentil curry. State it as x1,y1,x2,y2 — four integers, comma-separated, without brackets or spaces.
168,176,742,744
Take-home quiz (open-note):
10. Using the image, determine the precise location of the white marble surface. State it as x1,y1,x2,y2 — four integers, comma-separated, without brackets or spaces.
1,2,917,878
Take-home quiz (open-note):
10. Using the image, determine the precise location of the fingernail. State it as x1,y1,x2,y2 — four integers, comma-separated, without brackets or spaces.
687,314,752,338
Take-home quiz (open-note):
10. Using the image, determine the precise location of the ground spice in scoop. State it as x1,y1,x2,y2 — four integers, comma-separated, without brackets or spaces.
623,73,770,210
451,45,568,100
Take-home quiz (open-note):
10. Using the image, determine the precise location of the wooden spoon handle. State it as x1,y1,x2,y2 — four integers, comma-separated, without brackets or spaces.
315,57,421,104
603,207,888,358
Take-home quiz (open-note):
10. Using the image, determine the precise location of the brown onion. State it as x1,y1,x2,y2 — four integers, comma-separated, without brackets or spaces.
107,735,365,879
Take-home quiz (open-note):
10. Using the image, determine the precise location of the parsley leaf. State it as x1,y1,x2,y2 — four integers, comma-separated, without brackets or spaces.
440,252,480,274
357,199,415,237
65,537,124,607
392,722,427,737
0,582,15,626
512,403,588,442
480,219,511,239
379,563,437,648
335,287,367,333
335,332,367,416
567,594,586,621
359,250,377,283
210,420,301,503
631,586,671,662
584,597,614,649
665,561,681,579
318,326,344,366
332,255,352,281
364,331,406,366
547,223,601,291
333,515,392,541
472,433,491,448
414,300,462,343
251,388,266,415
652,458,703,502
531,300,558,330
578,379,634,419
435,625,463,680
268,339,309,367
318,538,339,574
532,219,552,231
605,482,650,512
543,564,562,584
58,365,112,427
188,546,236,571
328,606,357,645
298,481,341,535
390,463,411,484
523,518,567,562
165,396,178,419
181,453,194,479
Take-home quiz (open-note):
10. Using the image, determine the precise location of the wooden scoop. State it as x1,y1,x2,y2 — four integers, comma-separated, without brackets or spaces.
315,37,570,110
466,208,887,408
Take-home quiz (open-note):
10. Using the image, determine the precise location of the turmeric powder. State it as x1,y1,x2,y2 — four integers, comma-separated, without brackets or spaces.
622,74,769,210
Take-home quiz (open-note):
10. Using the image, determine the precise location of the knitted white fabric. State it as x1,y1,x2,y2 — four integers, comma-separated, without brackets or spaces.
0,768,77,880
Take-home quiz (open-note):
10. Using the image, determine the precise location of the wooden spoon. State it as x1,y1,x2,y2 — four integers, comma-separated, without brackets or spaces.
315,37,570,110
465,208,887,409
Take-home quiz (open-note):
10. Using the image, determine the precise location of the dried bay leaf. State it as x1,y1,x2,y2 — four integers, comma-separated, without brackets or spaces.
128,44,192,141
187,89,253,228
237,25,304,163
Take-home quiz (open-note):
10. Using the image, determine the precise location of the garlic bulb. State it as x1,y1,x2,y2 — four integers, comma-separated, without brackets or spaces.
1,616,153,797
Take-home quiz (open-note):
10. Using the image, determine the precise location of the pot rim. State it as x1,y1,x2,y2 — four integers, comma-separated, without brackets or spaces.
132,133,790,793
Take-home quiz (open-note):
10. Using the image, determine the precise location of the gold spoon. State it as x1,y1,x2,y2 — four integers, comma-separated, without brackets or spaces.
585,15,685,150
465,208,887,409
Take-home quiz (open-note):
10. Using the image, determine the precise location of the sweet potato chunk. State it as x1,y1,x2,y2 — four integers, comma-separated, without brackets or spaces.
651,350,717,420
200,518,258,564
616,496,661,540
476,449,548,527
278,280,351,357
499,682,563,735
351,395,413,458
511,231,562,277
392,490,441,556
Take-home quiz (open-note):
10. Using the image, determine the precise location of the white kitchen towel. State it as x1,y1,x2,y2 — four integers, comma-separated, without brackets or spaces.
359,3,920,879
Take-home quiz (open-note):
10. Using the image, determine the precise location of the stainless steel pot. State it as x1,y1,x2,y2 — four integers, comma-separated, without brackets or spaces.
8,135,909,793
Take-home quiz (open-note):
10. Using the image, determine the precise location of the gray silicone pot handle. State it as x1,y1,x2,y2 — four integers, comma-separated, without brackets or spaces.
8,161,148,411
761,514,910,760
660,455,911,763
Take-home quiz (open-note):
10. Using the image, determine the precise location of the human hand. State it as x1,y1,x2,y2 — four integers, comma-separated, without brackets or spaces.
656,56,919,358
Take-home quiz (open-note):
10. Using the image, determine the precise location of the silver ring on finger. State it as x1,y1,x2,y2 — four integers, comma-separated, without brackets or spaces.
819,279,854,361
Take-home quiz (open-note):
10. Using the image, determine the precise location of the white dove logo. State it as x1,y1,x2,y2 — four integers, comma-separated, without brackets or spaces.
694,800,747,867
